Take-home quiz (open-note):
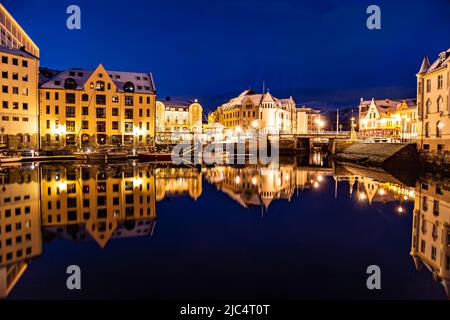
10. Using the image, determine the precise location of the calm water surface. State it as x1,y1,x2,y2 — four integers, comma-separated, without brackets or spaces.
0,154,448,300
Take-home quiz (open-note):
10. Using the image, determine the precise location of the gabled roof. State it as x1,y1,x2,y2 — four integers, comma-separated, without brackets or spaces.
423,49,450,74
40,64,156,94
220,90,295,111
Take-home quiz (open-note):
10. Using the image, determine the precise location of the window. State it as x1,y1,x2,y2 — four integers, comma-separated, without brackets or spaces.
66,106,76,118
112,95,119,103
22,60,28,67
12,87,18,94
2,56,7,63
421,240,426,253
96,108,106,118
55,105,59,114
2,85,8,93
96,94,106,105
432,247,437,261
82,121,89,129
123,82,135,93
82,107,89,115
12,58,18,66
82,94,89,102
433,200,440,216
125,96,134,106
1,71,7,78
12,72,18,80
46,92,50,100
66,93,76,104
436,121,442,138
64,78,77,90
125,122,133,133
438,75,444,90
112,121,119,130
55,92,59,100
112,108,119,116
96,81,105,91
125,109,133,119
2,101,8,109
426,79,432,93
425,122,429,138
97,122,106,133
437,96,444,113
22,75,28,82
66,121,76,132
423,196,428,211
23,103,28,110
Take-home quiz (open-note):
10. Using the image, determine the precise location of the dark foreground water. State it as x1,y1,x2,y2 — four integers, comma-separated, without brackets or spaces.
0,155,449,300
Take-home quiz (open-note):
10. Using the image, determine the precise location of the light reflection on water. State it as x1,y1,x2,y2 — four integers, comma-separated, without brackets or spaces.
0,154,448,300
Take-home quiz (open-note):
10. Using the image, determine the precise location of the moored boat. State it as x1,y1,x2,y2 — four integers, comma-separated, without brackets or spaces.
73,149,128,161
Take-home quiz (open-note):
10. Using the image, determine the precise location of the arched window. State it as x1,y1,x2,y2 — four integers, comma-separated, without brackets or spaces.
426,99,432,114
436,121,443,138
64,78,77,90
425,122,429,137
123,82,135,93
437,96,444,112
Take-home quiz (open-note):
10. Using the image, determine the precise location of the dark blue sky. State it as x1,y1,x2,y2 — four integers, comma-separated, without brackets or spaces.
4,0,450,108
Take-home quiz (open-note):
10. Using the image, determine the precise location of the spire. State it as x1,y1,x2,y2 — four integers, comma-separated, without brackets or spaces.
418,52,430,75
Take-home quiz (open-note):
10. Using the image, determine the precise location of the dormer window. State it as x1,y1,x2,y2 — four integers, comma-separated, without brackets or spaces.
123,82,135,93
64,78,77,90
439,52,447,64
69,71,76,77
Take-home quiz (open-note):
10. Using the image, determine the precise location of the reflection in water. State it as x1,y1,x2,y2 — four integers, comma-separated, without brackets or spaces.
411,177,450,298
0,157,449,299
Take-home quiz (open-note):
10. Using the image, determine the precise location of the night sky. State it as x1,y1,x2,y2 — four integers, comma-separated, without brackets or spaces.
4,0,450,109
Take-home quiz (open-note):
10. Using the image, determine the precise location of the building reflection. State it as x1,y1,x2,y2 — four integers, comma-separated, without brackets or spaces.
40,165,157,248
2,161,446,299
155,167,202,201
411,177,450,298
0,164,158,298
0,166,42,298
204,165,331,210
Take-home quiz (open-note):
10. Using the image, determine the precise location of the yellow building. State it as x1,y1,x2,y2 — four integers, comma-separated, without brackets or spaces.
0,3,39,58
296,107,323,134
0,4,40,150
213,89,298,134
417,50,450,153
155,97,203,135
411,178,450,298
39,64,156,150
40,164,157,248
0,166,42,299
359,98,417,141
